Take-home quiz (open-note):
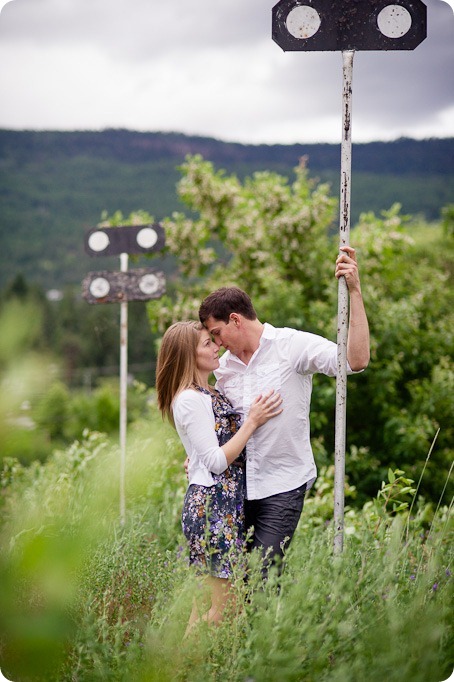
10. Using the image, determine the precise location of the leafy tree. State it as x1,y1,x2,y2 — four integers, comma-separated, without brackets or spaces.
347,208,454,500
147,155,337,333
146,155,453,504
1,263,159,389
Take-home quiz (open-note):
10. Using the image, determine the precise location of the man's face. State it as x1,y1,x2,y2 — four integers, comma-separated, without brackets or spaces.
204,314,243,355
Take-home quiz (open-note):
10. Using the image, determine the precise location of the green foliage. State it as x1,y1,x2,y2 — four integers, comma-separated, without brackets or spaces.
98,208,156,228
441,203,454,238
2,155,452,505
146,157,453,505
147,155,336,332
0,296,43,364
1,137,452,680
35,381,70,440
0,426,452,682
1,350,152,464
0,299,57,464
1,130,453,290
347,208,454,501
0,286,157,465
0,268,159,395
31,379,152,448
0,150,452,682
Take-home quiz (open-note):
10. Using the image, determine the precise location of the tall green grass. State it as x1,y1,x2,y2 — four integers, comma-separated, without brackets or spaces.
1,415,452,682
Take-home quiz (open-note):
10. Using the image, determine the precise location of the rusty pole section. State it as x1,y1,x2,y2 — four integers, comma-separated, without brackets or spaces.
334,49,354,556
119,252,128,526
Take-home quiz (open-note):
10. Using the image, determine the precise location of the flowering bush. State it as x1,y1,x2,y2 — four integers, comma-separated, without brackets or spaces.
144,156,453,505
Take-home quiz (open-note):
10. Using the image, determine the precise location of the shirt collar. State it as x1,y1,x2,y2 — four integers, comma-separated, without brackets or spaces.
261,322,276,340
218,322,276,368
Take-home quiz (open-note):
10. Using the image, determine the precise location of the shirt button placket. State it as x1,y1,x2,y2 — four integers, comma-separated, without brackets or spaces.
243,370,257,496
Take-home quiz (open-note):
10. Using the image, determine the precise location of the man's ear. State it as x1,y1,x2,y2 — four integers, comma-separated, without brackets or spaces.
229,313,241,327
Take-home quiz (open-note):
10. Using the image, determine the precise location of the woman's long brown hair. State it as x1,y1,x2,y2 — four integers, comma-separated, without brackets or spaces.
155,321,203,426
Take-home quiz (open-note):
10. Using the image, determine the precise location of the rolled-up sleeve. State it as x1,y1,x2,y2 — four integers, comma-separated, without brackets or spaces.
173,391,228,474
289,331,338,376
289,330,360,376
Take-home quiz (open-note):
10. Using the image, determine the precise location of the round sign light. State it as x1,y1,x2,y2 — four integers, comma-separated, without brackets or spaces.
139,274,160,295
136,227,158,249
88,231,110,252
89,277,111,298
377,5,412,38
286,5,321,39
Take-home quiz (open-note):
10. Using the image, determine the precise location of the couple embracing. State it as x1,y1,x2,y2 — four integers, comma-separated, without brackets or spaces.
156,246,370,635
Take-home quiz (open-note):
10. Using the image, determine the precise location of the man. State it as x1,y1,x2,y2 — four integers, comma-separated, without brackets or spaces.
198,246,370,571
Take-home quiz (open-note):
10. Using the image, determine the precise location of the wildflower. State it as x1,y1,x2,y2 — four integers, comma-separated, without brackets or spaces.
432,582,438,591
409,574,416,581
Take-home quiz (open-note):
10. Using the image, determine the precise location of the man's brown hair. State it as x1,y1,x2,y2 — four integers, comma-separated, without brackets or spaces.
199,287,257,325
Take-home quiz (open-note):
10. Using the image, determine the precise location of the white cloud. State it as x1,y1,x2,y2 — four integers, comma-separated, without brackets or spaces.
0,1,16,13
0,0,452,143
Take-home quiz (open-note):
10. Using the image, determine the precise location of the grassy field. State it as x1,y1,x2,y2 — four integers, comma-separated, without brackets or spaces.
0,413,452,682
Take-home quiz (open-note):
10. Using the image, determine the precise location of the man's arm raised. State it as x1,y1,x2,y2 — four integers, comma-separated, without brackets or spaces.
335,246,370,372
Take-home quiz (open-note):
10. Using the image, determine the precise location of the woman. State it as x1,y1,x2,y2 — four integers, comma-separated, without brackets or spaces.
156,321,282,634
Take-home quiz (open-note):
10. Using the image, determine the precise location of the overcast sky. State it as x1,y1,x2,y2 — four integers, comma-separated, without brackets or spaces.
0,0,453,145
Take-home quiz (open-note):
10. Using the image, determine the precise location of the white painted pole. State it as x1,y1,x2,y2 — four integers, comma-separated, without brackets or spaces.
119,252,128,526
334,49,354,556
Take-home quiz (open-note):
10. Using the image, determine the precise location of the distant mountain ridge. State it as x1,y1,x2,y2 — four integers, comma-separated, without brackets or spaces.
0,128,453,175
0,129,453,290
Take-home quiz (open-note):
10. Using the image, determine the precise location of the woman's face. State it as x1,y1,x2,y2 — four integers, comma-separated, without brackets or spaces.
196,329,220,375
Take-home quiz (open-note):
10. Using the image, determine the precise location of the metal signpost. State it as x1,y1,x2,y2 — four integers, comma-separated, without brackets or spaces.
83,223,166,525
272,0,427,554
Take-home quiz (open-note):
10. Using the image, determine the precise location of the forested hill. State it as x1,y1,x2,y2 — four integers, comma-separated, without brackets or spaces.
0,129,453,290
1,129,453,174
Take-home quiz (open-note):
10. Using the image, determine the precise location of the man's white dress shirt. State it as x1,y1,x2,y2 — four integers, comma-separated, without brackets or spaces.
215,323,355,500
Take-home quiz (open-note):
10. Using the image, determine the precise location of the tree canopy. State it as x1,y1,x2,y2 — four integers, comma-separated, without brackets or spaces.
147,155,454,504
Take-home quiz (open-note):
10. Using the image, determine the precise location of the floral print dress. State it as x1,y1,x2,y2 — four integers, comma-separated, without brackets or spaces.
181,385,246,579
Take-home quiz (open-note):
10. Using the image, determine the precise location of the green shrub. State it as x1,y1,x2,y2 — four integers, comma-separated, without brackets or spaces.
34,381,70,440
